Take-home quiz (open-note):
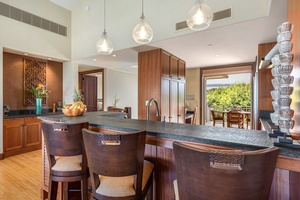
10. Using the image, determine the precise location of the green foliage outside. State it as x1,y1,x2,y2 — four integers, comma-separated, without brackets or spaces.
207,83,251,111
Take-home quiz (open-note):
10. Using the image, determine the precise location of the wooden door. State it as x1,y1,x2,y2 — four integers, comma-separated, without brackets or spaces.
24,117,41,147
82,75,98,112
170,80,178,123
178,82,185,123
178,60,186,81
170,56,178,79
161,78,170,122
4,118,24,152
161,50,170,77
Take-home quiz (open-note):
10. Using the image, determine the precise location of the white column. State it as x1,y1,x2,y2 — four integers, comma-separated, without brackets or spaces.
63,61,79,105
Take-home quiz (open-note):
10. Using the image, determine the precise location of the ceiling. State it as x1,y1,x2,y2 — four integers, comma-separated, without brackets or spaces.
49,0,286,73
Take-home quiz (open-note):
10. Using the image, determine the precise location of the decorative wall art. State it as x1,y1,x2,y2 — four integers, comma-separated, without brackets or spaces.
23,58,47,106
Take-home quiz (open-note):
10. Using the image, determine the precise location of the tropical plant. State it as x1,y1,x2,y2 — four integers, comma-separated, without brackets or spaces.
207,83,250,110
73,87,83,102
27,83,50,99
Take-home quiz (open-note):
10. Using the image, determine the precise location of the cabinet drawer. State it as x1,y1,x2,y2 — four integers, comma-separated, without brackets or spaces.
4,118,24,126
24,116,40,124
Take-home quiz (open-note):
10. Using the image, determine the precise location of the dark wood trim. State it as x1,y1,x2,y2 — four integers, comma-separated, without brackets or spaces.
0,153,4,160
78,69,104,111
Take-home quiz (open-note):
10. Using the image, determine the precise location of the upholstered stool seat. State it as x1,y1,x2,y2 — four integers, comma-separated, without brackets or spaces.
96,160,154,197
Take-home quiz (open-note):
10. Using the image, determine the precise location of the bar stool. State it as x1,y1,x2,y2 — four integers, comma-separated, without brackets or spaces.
173,141,279,200
82,128,154,200
41,121,89,200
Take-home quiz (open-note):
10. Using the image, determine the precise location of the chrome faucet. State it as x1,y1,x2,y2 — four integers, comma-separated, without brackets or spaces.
146,98,160,121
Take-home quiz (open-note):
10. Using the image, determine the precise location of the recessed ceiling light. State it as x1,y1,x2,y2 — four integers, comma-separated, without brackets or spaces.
93,58,97,61
215,54,220,57
24,53,28,55
112,54,116,57
48,58,52,60
208,44,213,47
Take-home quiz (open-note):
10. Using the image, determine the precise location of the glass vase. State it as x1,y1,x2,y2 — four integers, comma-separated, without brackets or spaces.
36,98,42,114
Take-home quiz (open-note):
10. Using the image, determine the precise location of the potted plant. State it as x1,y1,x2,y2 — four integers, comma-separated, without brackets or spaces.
27,83,50,114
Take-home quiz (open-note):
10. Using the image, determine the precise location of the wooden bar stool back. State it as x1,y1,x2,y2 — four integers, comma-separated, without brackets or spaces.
82,128,155,200
173,141,279,200
41,121,89,200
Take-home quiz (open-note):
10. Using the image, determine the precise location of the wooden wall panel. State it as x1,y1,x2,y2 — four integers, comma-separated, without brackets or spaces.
3,52,63,110
138,49,162,120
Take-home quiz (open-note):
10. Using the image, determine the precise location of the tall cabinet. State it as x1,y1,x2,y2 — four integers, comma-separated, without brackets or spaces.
138,49,186,123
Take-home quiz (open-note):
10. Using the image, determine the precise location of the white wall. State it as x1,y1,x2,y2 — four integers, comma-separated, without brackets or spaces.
0,0,71,60
104,69,138,119
186,68,200,124
63,62,79,104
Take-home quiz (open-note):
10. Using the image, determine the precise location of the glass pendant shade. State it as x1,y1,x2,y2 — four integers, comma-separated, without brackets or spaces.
132,16,153,44
96,31,113,55
186,0,213,31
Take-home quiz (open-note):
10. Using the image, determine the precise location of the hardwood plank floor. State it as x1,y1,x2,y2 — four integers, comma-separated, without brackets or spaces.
0,150,42,200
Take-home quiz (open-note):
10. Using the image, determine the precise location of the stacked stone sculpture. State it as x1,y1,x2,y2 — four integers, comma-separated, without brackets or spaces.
270,22,294,143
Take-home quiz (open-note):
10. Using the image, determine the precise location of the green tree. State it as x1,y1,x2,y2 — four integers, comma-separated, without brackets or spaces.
207,83,250,110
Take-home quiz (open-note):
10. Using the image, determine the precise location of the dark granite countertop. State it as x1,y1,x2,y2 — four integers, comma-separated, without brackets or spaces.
4,110,63,119
38,111,300,159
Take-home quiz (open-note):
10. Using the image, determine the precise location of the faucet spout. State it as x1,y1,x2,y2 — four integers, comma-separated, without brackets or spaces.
146,98,160,121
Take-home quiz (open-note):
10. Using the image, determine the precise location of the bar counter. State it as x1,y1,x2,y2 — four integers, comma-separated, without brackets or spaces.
39,111,300,199
39,111,299,157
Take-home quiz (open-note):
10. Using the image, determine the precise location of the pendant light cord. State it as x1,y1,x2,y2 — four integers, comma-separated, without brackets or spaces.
141,0,145,18
103,0,106,33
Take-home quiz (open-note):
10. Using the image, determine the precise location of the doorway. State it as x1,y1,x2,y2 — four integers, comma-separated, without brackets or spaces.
200,63,255,128
79,69,104,112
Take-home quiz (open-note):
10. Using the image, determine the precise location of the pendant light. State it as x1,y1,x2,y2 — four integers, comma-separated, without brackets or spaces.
186,0,213,31
132,0,153,44
96,0,113,55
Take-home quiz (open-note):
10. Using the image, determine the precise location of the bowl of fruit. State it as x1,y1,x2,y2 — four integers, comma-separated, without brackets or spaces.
62,101,87,116
62,88,87,116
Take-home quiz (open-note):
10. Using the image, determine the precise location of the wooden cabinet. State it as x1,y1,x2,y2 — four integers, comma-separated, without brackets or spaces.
3,116,42,158
138,49,186,123
24,117,42,147
3,118,23,152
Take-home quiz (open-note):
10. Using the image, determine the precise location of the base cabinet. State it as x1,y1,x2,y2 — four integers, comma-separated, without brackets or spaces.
3,117,42,158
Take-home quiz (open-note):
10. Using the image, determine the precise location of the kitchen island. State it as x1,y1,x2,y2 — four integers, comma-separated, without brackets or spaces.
39,111,300,200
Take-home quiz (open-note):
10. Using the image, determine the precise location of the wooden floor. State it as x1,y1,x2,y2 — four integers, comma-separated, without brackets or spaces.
0,150,42,200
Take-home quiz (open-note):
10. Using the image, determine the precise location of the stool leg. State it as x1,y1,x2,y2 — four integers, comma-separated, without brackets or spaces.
63,182,68,200
49,180,58,200
81,174,88,200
